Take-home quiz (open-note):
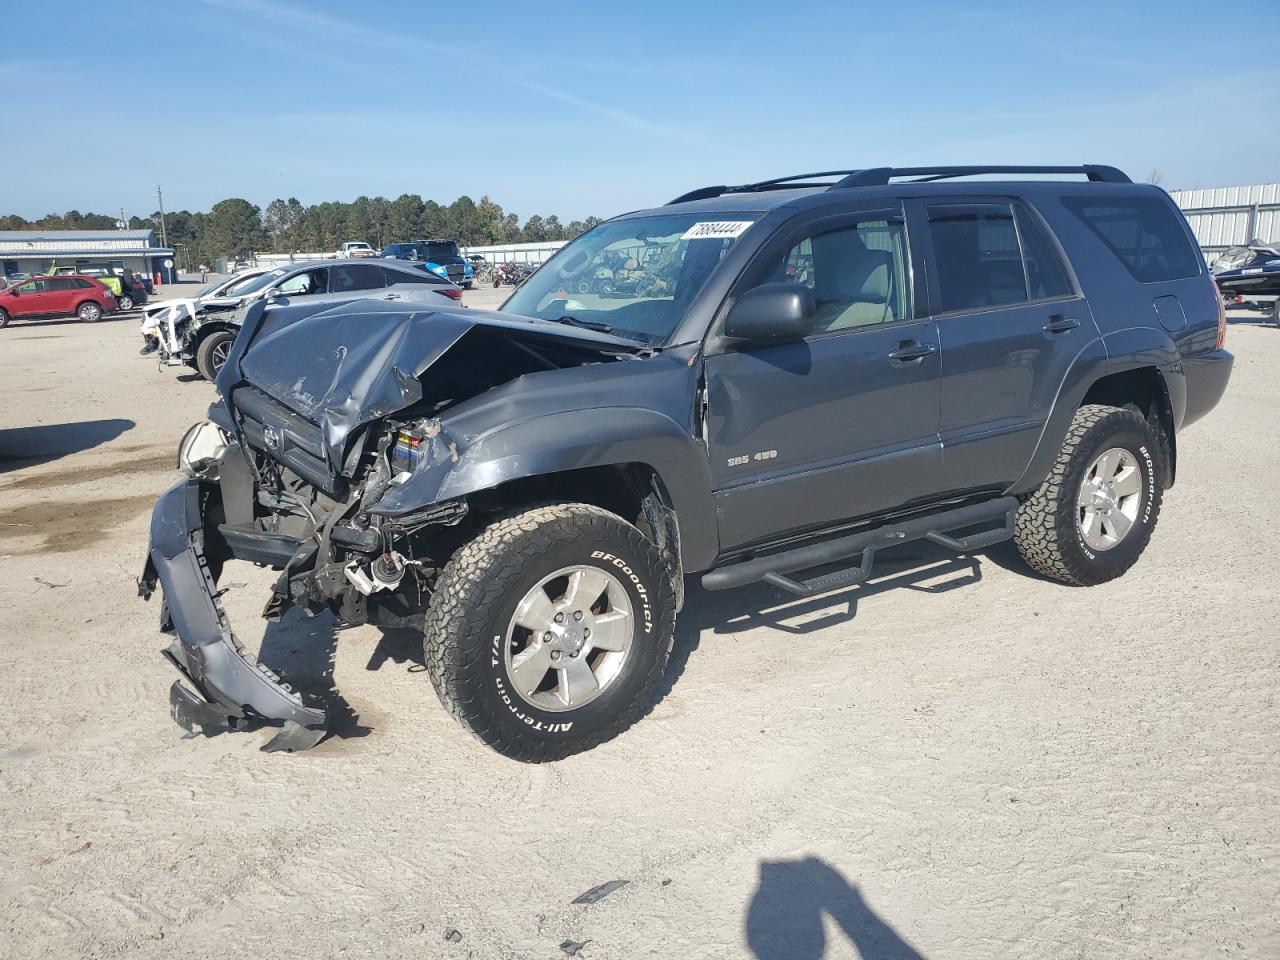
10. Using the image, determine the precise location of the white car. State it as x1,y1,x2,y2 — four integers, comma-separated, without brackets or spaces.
139,269,271,353
337,241,377,258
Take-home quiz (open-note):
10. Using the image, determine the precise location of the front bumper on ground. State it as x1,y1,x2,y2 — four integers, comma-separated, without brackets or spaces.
138,479,328,752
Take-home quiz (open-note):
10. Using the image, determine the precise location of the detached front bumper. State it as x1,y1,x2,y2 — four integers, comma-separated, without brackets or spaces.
139,479,328,752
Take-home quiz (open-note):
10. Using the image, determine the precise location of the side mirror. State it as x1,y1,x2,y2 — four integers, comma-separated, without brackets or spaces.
724,281,816,344
265,287,283,302
8,287,18,296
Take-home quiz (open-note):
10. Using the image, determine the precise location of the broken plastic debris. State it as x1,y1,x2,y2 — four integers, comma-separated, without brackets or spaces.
443,927,463,943
572,879,629,904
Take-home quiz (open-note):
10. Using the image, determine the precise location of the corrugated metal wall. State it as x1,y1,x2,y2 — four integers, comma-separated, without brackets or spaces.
1170,183,1280,253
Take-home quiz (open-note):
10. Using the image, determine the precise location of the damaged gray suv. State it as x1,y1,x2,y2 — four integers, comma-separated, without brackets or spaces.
141,165,1233,759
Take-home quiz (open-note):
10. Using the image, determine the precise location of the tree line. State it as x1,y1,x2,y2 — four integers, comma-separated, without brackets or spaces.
0,194,602,267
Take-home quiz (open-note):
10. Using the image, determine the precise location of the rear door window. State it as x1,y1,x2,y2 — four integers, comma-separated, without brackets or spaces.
48,278,78,291
330,264,385,293
1014,206,1074,300
926,203,1027,312
1062,195,1200,282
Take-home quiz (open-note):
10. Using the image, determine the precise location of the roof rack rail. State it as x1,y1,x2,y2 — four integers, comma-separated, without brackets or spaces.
667,171,865,205
668,164,1131,204
830,165,1132,187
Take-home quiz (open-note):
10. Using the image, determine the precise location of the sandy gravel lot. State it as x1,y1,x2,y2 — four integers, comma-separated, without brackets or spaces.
0,286,1277,959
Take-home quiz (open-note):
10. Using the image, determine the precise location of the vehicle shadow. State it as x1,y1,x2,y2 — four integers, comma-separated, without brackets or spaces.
0,418,135,473
3,314,135,329
746,856,925,959
657,542,983,702
256,608,372,741
366,626,427,672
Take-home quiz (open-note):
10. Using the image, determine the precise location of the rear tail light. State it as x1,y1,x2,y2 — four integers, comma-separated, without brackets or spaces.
439,287,463,301
1215,289,1227,349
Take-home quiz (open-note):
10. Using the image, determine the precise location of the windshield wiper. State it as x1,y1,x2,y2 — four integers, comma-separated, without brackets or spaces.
554,315,613,333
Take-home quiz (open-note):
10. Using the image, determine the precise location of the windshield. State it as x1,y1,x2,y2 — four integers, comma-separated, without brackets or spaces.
501,214,757,345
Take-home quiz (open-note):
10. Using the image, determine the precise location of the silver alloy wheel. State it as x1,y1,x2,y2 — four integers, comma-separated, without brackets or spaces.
79,303,100,322
504,565,634,713
119,296,133,310
1077,446,1143,551
211,339,230,372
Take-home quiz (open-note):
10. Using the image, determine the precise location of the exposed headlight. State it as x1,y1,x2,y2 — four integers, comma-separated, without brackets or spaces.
177,421,230,479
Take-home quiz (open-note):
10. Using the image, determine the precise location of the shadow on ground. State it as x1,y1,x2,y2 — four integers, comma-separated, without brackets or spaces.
0,419,135,472
657,541,985,702
257,608,372,741
746,856,925,959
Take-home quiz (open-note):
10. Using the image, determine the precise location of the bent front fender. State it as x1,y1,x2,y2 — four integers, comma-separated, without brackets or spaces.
369,407,720,572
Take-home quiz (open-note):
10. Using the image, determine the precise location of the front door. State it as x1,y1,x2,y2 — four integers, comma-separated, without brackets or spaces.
914,199,1098,495
8,278,53,317
704,208,942,551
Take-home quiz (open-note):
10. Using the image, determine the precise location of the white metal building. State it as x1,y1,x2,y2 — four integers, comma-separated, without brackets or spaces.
1170,184,1280,257
460,241,567,265
0,229,177,282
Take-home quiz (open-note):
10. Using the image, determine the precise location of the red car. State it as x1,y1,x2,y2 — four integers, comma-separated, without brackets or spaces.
0,274,116,327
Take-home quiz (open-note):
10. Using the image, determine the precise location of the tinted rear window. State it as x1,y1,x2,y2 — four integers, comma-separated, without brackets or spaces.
1062,196,1200,282
424,241,459,260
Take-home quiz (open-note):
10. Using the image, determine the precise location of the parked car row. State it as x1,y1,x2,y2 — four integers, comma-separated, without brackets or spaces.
141,257,467,380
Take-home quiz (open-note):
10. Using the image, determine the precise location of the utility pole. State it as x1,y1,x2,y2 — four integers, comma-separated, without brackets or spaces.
155,184,168,248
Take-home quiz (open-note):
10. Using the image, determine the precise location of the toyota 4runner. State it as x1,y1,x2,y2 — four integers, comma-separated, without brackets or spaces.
140,164,1233,758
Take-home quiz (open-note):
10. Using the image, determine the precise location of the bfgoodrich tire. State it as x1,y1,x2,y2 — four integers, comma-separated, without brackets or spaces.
195,330,235,381
423,503,676,762
1014,403,1163,586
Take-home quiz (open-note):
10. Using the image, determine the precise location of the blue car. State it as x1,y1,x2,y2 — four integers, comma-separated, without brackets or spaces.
381,239,474,288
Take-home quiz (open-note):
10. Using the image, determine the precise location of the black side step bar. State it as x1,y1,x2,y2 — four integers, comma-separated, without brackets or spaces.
701,497,1019,598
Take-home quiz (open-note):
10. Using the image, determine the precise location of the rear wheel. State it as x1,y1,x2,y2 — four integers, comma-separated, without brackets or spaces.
117,294,134,311
195,330,235,381
77,301,102,323
1014,404,1162,585
423,503,676,761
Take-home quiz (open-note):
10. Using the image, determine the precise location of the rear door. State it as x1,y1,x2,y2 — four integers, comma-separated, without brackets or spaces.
913,198,1096,495
704,206,943,550
45,277,79,314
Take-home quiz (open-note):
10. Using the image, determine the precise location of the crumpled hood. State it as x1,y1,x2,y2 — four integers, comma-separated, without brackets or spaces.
225,298,639,469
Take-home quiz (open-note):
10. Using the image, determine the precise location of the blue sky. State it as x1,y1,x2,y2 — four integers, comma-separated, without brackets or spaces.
4,0,1278,222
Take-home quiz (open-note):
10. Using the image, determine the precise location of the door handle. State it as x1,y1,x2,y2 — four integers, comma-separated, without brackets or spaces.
383,292,402,300
887,340,937,363
1043,314,1080,334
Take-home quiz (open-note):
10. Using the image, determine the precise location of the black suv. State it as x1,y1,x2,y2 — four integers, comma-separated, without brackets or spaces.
141,165,1232,758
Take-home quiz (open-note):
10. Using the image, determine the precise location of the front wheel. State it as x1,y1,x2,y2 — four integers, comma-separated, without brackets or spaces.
0,307,9,328
117,295,134,311
77,301,102,323
195,329,235,381
1014,404,1163,586
423,503,676,761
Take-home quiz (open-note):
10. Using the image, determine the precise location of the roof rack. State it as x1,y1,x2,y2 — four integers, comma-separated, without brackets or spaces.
668,165,1131,204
